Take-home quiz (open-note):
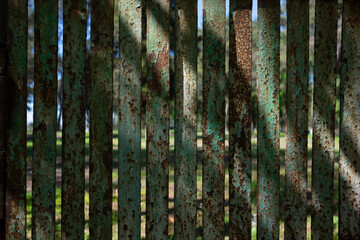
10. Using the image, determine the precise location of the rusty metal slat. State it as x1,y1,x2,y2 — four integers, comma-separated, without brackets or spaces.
0,1,7,235
146,0,170,239
6,0,27,238
311,0,337,239
32,0,58,239
202,0,226,239
89,0,114,239
339,1,360,238
118,0,142,239
257,0,280,239
62,0,86,239
0,75,7,227
229,1,252,239
284,1,309,239
174,0,197,239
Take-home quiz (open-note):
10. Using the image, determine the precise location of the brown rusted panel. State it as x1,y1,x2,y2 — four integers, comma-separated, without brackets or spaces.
89,0,114,239
174,0,197,239
6,0,27,238
284,1,309,239
311,0,337,239
202,0,226,239
229,0,252,239
339,1,360,239
146,0,170,239
118,0,142,239
62,0,86,239
257,0,280,239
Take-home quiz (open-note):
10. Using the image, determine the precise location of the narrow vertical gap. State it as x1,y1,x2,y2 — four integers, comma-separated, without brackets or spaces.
334,0,342,238
251,1,258,239
141,0,147,237
169,1,176,236
279,1,287,239
84,0,91,238
308,0,315,238
26,0,35,238
113,0,119,239
225,0,230,238
56,0,63,238
196,0,203,237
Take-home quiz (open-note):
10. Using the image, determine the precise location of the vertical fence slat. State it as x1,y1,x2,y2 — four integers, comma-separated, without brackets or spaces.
62,0,86,239
32,0,58,239
6,0,27,238
89,0,113,238
229,0,252,239
202,0,226,239
146,0,170,239
257,0,280,239
284,1,309,239
311,0,337,239
118,0,142,239
174,0,197,239
339,1,360,238
0,0,8,236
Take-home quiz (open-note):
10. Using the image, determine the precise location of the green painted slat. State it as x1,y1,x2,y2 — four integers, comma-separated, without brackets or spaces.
62,0,86,239
174,0,197,239
6,0,27,238
339,1,360,238
229,0,252,239
89,0,114,239
257,0,280,239
146,0,170,239
311,0,337,239
202,0,226,239
284,1,309,239
32,0,58,239
118,0,142,239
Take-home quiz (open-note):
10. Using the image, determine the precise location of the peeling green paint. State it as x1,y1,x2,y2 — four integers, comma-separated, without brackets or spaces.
32,0,58,239
311,1,337,239
62,0,86,239
174,1,197,239
284,1,309,239
118,0,142,239
202,0,226,239
257,0,280,239
146,1,170,239
229,1,252,239
339,1,360,238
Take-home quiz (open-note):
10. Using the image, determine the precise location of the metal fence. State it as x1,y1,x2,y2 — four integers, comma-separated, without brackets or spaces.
0,0,359,239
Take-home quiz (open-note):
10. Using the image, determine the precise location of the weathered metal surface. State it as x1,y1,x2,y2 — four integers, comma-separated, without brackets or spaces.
0,76,7,236
146,0,170,239
229,1,252,239
6,0,27,238
89,0,113,239
32,0,58,239
284,1,309,239
62,0,86,239
174,0,197,239
202,0,225,239
257,0,280,239
118,0,142,239
0,1,7,235
311,0,337,239
339,1,360,239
